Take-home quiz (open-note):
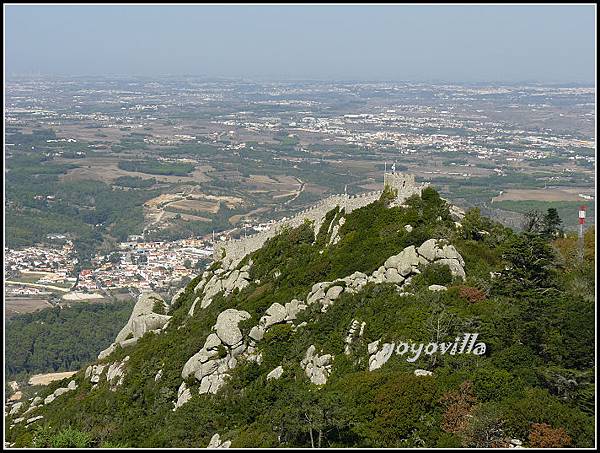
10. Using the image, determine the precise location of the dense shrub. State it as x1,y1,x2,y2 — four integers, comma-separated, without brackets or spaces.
458,285,487,303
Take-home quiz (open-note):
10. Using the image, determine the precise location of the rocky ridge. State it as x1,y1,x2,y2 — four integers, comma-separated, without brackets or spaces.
173,238,466,408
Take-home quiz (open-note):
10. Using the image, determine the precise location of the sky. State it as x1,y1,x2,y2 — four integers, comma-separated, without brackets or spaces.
4,4,596,83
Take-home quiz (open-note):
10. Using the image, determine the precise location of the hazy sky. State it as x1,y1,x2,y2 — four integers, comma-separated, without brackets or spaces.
4,4,596,83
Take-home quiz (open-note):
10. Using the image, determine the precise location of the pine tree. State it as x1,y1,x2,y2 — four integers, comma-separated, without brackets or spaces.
542,208,563,238
522,209,543,233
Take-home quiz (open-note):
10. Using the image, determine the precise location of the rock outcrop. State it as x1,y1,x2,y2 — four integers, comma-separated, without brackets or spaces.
106,357,129,390
98,292,171,360
207,433,231,448
173,382,192,411
180,309,251,403
300,345,333,385
12,379,80,421
190,263,252,315
344,319,366,355
214,309,251,346
180,238,465,404
85,358,128,391
85,364,106,383
171,287,186,306
9,403,23,416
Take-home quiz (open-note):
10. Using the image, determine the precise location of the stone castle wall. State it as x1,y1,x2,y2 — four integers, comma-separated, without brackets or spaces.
383,172,424,202
214,173,427,264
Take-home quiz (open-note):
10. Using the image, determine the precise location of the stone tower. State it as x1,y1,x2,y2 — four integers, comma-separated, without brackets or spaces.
383,171,426,204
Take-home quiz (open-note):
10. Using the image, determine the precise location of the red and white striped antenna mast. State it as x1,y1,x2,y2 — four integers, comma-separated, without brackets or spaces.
578,205,586,262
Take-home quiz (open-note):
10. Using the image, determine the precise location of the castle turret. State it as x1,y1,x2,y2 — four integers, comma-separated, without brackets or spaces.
383,171,426,204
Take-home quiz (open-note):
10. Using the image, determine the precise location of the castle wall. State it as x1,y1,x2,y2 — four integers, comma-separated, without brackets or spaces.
214,173,426,265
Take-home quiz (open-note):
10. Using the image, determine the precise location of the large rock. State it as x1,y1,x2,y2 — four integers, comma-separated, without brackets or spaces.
182,350,213,379
199,373,227,395
53,387,70,398
131,313,172,339
9,403,23,416
99,292,170,360
173,382,191,410
230,342,246,358
384,267,405,283
171,287,186,306
86,364,106,383
248,326,265,342
436,258,466,280
208,433,231,449
417,239,439,262
435,244,465,266
106,358,128,388
223,270,240,291
26,415,44,425
234,275,250,292
260,303,287,329
194,273,210,294
119,337,138,348
428,284,447,292
301,345,333,386
266,366,284,381
214,309,251,346
194,360,219,382
307,288,326,305
325,286,344,300
114,292,168,343
208,433,221,448
385,246,425,275
98,343,116,360
188,297,200,317
204,333,222,351
201,277,224,309
342,272,368,292
284,299,306,321
182,310,249,385
368,340,380,355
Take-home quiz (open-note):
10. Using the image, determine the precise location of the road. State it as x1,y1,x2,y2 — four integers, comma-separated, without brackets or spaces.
5,281,71,293
284,177,305,206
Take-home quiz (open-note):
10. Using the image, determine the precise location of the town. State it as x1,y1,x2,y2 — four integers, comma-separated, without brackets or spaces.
4,216,282,312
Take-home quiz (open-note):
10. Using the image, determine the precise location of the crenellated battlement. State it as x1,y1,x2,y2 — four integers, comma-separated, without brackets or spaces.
213,173,426,265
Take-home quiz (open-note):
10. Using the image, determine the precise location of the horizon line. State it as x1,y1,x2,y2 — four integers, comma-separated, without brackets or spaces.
4,73,595,87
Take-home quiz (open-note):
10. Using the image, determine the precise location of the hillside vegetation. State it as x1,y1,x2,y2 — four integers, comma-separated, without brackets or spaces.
5,187,595,448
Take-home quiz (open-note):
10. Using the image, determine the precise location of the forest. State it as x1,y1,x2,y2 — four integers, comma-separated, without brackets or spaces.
5,301,135,382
